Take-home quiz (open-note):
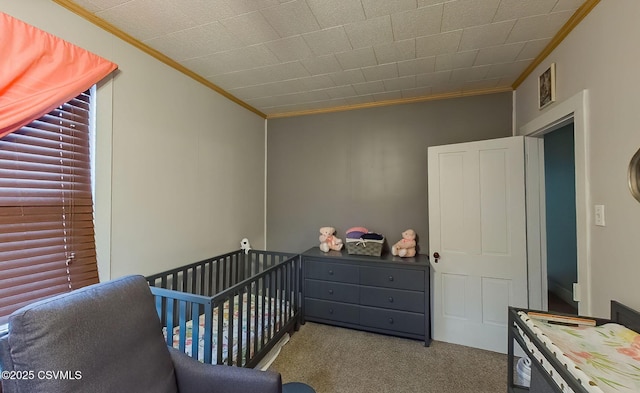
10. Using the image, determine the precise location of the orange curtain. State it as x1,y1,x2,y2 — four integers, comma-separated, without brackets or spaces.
0,12,117,139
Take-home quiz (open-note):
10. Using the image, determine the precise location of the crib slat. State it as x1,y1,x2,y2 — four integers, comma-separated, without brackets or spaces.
216,302,224,364
203,300,213,364
147,249,300,368
166,299,175,347
190,302,199,360
237,289,244,366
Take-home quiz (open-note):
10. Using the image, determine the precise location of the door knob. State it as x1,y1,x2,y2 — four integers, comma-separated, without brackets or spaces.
433,252,440,263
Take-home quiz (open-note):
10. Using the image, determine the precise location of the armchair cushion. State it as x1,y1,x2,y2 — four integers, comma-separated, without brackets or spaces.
1,275,177,393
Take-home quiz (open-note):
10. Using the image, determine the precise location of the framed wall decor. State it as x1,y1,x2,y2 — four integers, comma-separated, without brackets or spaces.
538,63,556,109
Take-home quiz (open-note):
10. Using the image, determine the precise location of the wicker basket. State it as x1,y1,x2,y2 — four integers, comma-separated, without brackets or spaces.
345,238,384,256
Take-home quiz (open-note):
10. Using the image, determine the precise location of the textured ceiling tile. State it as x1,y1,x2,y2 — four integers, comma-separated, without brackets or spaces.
220,11,280,46
144,22,243,61
434,51,477,72
361,0,417,19
188,45,279,76
486,59,530,78
178,0,237,25
373,91,402,101
261,0,321,38
383,75,417,91
507,10,574,43
516,38,551,61
474,42,525,66
361,63,399,82
416,70,452,87
462,78,501,91
300,54,343,75
251,62,312,84
458,20,516,51
391,4,443,41
374,39,416,64
441,0,501,32
319,85,358,99
306,0,366,29
96,0,195,41
398,57,436,77
303,27,353,56
493,0,557,23
335,47,378,70
401,86,433,98
265,36,314,62
299,75,337,90
328,69,367,85
223,0,280,14
353,80,386,95
553,0,586,12
415,30,463,58
344,15,394,49
450,65,491,82
417,0,446,7
346,95,375,105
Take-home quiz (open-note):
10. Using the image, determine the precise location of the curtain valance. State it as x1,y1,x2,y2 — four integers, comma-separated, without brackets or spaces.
0,12,117,139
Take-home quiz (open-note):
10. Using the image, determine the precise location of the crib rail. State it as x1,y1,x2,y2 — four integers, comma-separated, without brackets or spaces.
148,250,301,368
146,250,295,296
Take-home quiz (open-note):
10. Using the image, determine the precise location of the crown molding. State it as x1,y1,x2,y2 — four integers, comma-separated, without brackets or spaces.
511,0,601,89
266,86,513,119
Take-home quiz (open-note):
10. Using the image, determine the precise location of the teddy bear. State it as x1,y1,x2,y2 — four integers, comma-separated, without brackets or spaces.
391,229,417,257
319,226,343,252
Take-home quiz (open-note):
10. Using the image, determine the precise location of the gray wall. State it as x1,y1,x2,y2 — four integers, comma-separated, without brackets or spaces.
267,92,513,254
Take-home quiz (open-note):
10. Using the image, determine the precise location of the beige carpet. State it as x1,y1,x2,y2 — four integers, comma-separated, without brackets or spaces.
269,322,507,393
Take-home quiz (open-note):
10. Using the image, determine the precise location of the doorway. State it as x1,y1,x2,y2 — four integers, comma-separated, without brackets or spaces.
543,124,578,314
521,89,591,316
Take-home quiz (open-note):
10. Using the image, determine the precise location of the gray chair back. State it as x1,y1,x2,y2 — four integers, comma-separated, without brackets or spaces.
0,275,178,393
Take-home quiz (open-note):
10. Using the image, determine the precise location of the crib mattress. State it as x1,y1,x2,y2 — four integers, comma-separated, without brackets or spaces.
517,311,640,393
165,293,289,365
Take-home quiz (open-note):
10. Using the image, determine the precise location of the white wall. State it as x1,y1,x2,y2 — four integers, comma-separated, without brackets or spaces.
0,1,266,278
515,1,640,317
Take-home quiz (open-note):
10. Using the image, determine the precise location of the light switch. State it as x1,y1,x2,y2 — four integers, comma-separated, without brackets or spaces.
594,205,605,226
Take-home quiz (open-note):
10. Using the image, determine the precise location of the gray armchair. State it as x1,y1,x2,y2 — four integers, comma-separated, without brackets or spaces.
0,275,282,393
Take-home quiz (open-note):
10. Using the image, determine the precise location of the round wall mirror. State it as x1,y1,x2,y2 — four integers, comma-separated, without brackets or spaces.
630,147,640,203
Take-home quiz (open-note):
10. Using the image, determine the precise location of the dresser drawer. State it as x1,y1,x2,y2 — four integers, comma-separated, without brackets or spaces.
305,260,359,284
305,279,359,304
360,266,424,291
305,299,359,325
360,286,424,313
359,307,424,336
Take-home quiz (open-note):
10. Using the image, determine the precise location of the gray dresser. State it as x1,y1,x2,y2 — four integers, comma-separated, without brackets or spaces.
301,247,431,345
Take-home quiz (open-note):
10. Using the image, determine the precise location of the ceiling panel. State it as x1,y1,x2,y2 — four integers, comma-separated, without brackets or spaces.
66,0,594,117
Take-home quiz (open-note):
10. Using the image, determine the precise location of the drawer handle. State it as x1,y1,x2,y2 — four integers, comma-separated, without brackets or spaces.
388,318,394,324
329,309,334,314
328,289,334,295
388,275,394,282
388,297,394,303
328,270,334,275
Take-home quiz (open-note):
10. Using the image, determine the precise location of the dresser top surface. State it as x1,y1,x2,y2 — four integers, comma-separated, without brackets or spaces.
302,247,429,267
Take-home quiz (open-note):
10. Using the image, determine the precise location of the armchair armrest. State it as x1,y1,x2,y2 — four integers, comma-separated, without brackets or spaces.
168,348,282,393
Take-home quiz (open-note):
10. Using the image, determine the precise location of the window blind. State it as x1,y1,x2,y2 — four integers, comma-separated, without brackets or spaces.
0,90,99,324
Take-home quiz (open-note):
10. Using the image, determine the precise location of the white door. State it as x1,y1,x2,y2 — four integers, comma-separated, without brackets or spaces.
428,136,528,353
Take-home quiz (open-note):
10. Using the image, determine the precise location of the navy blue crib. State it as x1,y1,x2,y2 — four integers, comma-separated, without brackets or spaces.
146,249,301,368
